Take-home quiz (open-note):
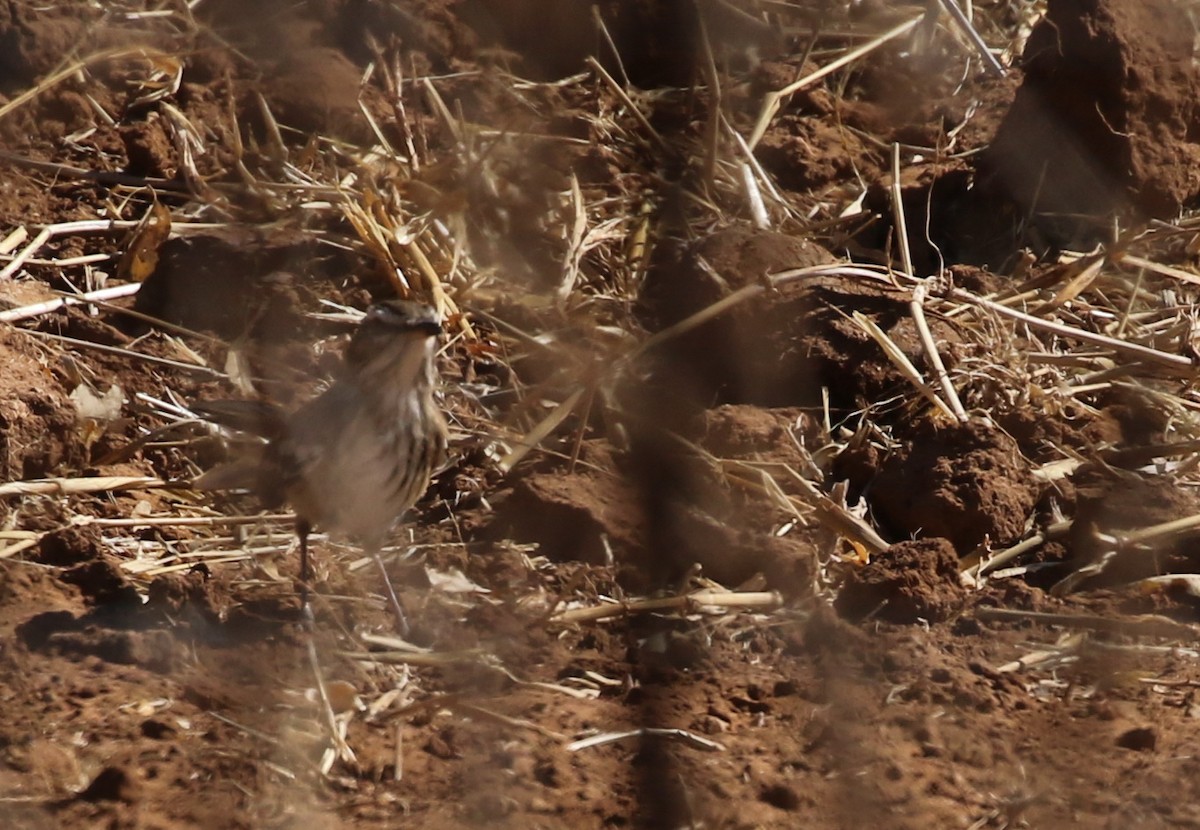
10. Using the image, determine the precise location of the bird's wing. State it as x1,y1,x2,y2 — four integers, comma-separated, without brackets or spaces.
192,454,266,492
192,399,288,441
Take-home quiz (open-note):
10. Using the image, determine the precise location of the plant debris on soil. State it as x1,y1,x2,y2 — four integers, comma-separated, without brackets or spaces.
6,1,1200,827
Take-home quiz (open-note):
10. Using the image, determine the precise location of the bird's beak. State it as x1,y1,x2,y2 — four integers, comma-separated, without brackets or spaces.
410,317,443,337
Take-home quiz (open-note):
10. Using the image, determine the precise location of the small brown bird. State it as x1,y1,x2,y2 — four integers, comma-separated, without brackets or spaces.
194,300,449,635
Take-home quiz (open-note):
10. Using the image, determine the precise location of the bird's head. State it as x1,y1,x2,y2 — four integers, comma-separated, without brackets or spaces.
346,299,443,387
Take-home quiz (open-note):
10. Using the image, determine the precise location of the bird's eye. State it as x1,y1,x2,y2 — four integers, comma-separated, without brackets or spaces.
365,304,409,328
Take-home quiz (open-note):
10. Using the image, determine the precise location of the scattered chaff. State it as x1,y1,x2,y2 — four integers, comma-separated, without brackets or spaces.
1117,253,1200,288
342,647,491,668
778,465,891,555
8,8,1200,815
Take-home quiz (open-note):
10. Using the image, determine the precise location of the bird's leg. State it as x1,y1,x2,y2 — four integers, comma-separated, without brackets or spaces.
297,517,314,626
368,538,411,638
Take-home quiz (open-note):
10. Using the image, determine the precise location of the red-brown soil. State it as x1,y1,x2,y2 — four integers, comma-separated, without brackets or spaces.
4,2,1200,828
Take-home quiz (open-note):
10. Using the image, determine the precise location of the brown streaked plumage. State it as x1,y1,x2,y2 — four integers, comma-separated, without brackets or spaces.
195,299,449,635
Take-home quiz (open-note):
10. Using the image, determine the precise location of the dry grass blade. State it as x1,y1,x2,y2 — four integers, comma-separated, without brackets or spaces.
341,648,487,667
965,520,1072,580
1031,251,1106,315
16,328,227,379
948,286,1194,370
890,143,914,277
741,163,770,229
696,7,721,195
975,607,1199,641
779,464,891,554
551,589,782,624
0,228,51,280
568,728,725,753
0,227,28,254
852,311,957,420
910,280,968,421
1114,512,1200,548
497,387,587,474
0,537,41,560
747,14,924,149
584,56,665,147
0,284,142,323
636,262,898,361
557,173,588,302
937,0,1007,76
306,638,358,772
0,476,173,498
1117,253,1200,287
452,701,566,741
0,47,175,123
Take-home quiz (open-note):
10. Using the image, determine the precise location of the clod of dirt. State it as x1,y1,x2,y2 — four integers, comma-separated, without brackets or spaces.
1067,472,1200,588
499,467,644,565
133,230,349,342
460,0,701,86
834,538,966,624
690,404,808,470
499,443,815,593
983,0,1200,241
263,46,368,140
145,571,218,620
640,225,959,411
34,526,109,568
25,617,177,672
0,566,80,635
755,116,881,194
0,330,82,482
120,119,176,179
197,0,465,71
60,559,142,608
78,765,138,803
1116,726,1157,752
0,4,94,86
869,418,1040,552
